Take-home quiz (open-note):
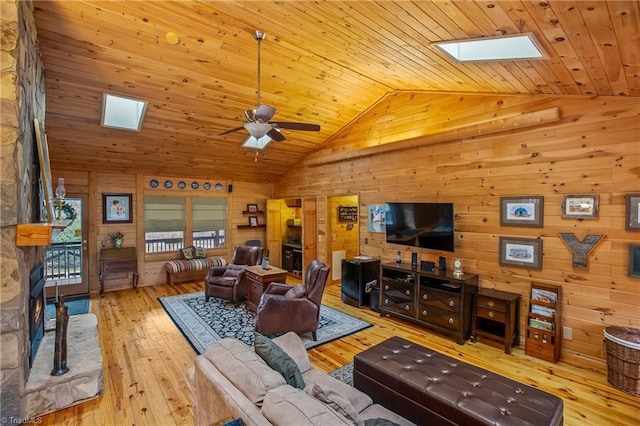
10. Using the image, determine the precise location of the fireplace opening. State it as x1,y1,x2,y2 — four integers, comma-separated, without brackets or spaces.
29,264,46,367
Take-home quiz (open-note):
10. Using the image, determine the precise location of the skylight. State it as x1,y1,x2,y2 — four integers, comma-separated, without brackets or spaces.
433,33,546,62
101,93,148,131
242,134,273,150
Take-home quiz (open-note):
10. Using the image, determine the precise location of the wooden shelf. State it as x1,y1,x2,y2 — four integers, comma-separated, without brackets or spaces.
242,210,264,215
237,224,266,229
15,220,71,246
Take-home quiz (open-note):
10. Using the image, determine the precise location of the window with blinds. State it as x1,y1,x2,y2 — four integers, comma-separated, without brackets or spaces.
144,196,185,253
192,198,226,249
144,196,227,253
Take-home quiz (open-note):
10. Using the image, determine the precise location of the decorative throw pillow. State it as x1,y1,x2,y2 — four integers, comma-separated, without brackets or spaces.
222,264,246,278
284,285,305,299
222,419,245,426
304,383,363,426
254,332,305,389
193,246,207,258
179,246,194,260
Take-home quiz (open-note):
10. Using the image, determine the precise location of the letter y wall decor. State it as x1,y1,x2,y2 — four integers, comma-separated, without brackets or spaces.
559,233,605,269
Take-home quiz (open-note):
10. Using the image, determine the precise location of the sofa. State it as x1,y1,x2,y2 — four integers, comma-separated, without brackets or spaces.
186,332,415,426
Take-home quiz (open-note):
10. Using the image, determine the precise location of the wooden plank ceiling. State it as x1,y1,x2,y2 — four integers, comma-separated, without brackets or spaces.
32,1,639,183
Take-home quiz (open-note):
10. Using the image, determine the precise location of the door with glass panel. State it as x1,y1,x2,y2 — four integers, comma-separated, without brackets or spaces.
44,194,89,299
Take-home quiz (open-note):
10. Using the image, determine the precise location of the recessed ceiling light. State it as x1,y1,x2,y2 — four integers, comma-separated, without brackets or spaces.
433,33,546,62
101,93,148,131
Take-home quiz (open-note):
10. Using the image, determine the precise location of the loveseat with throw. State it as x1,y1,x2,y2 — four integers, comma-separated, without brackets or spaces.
186,332,414,426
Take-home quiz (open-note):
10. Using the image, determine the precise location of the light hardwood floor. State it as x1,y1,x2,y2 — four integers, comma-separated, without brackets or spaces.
40,281,639,425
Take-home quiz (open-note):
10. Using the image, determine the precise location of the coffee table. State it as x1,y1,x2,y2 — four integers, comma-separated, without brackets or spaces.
244,265,287,311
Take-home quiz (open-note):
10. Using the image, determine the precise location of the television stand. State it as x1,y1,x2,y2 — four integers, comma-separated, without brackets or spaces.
379,262,478,345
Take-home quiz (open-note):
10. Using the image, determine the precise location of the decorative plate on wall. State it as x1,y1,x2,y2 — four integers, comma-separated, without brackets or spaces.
149,179,159,188
203,182,211,190
191,182,199,189
178,181,187,189
164,180,173,188
215,183,223,191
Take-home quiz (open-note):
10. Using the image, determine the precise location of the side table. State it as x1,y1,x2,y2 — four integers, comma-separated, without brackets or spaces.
99,247,139,295
471,288,520,354
244,265,288,311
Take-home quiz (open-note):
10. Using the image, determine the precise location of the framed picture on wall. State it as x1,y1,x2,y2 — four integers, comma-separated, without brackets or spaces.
247,203,258,213
500,196,543,227
499,236,543,270
367,204,387,233
561,194,599,219
249,216,258,227
626,193,640,231
34,119,55,223
103,193,133,223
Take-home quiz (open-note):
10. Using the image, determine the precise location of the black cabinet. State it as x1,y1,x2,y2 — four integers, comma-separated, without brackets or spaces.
341,258,380,308
282,243,302,274
380,262,478,345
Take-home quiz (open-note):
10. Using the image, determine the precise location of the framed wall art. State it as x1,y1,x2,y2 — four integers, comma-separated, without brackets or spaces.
102,193,133,223
338,205,358,222
629,244,640,278
247,203,258,213
367,204,386,233
626,193,640,231
500,196,543,227
499,236,543,270
561,194,599,219
248,216,258,227
34,118,55,223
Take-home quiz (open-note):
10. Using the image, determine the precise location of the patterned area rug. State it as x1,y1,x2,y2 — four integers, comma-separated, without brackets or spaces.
159,291,372,354
328,362,354,386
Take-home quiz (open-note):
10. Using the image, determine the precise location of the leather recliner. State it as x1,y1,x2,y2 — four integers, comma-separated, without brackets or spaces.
254,259,330,340
204,245,264,302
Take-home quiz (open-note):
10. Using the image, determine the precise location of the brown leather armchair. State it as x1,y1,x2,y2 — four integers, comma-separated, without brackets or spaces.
254,259,330,340
204,245,264,302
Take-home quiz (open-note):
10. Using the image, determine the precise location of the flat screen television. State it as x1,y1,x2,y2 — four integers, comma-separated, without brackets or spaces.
385,202,455,252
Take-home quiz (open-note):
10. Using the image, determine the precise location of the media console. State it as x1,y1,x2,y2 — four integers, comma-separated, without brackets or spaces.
379,262,478,345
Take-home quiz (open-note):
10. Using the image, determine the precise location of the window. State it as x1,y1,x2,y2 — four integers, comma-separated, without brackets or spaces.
144,196,227,253
101,93,148,131
144,196,185,253
192,198,226,249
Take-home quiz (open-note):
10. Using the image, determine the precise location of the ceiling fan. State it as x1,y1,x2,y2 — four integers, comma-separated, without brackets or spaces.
219,30,320,143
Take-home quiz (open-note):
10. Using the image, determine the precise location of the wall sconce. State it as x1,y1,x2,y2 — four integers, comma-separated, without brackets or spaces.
54,178,66,220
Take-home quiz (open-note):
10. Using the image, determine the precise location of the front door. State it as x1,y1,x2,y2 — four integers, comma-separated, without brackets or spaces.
45,193,89,299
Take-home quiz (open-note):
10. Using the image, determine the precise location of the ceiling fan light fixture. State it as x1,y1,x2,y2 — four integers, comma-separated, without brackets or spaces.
242,134,273,150
244,121,272,138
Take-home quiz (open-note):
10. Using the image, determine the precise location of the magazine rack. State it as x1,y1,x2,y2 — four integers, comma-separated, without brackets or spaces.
525,283,561,362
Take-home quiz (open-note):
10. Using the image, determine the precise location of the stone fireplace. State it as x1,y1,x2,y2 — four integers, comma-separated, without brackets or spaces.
1,1,49,418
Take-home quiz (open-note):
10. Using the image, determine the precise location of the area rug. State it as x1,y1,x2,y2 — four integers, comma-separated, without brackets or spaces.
45,296,90,319
328,362,354,386
159,291,372,354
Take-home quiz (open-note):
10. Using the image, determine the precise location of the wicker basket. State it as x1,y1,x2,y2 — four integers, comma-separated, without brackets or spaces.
604,326,640,396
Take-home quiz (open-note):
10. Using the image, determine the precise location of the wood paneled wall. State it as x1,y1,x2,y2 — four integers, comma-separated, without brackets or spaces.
275,92,640,366
51,169,273,291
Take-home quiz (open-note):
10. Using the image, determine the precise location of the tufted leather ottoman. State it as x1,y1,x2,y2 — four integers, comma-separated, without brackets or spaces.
354,336,563,426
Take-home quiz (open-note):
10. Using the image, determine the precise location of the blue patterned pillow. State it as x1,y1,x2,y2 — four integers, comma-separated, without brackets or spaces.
223,418,245,426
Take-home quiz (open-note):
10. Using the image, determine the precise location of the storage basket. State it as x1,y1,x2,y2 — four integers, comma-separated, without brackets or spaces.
604,326,640,396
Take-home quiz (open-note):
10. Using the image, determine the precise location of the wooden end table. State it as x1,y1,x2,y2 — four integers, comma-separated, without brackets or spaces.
244,265,288,311
471,288,520,354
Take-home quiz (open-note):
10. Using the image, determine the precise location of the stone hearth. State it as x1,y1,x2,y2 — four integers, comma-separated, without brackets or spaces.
25,313,103,417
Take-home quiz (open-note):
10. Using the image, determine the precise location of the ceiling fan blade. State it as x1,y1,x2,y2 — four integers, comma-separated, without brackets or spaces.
267,128,286,142
244,109,255,121
271,122,321,131
254,104,276,122
218,126,245,136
